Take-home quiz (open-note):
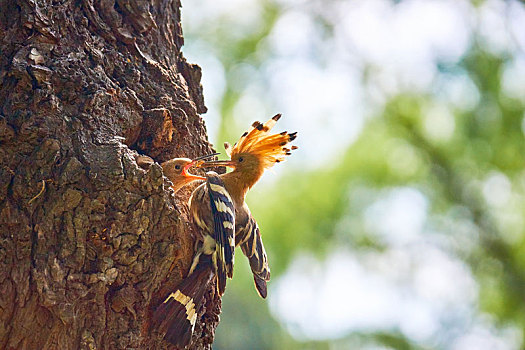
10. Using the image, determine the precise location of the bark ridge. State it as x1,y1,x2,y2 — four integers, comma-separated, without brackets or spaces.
0,0,219,348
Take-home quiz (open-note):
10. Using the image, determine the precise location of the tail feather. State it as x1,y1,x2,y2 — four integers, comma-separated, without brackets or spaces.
152,262,214,347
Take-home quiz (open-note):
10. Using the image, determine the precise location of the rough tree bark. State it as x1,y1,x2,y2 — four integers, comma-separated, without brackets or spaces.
0,0,221,349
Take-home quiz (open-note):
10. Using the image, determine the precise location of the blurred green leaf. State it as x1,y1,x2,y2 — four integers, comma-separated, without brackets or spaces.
185,0,525,348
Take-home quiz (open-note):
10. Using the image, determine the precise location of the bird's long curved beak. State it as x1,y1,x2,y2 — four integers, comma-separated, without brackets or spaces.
192,152,220,162
197,159,236,169
182,153,220,180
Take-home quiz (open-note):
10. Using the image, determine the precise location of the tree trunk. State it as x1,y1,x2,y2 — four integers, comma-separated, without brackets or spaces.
0,0,220,348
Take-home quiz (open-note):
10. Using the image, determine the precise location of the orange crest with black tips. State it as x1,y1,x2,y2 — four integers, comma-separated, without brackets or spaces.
231,114,298,169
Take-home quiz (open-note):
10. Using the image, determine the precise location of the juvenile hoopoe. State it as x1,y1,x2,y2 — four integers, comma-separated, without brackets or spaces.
152,152,222,347
160,153,219,192
195,113,298,298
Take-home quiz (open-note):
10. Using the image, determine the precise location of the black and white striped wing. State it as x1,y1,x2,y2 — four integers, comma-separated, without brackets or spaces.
239,216,271,298
206,172,235,295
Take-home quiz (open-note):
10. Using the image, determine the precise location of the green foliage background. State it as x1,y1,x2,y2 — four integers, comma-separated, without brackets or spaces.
183,0,525,348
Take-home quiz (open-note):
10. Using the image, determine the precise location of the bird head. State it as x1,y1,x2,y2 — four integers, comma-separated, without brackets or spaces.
161,153,219,192
200,114,297,187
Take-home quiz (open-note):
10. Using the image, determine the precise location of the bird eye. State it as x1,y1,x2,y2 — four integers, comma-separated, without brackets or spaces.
238,156,244,163
174,165,181,170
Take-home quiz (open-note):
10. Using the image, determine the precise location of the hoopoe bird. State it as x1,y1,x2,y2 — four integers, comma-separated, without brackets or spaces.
195,113,297,298
153,114,297,347
152,152,224,347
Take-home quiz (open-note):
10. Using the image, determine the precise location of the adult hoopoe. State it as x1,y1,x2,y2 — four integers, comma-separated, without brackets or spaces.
152,152,223,347
195,113,298,298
